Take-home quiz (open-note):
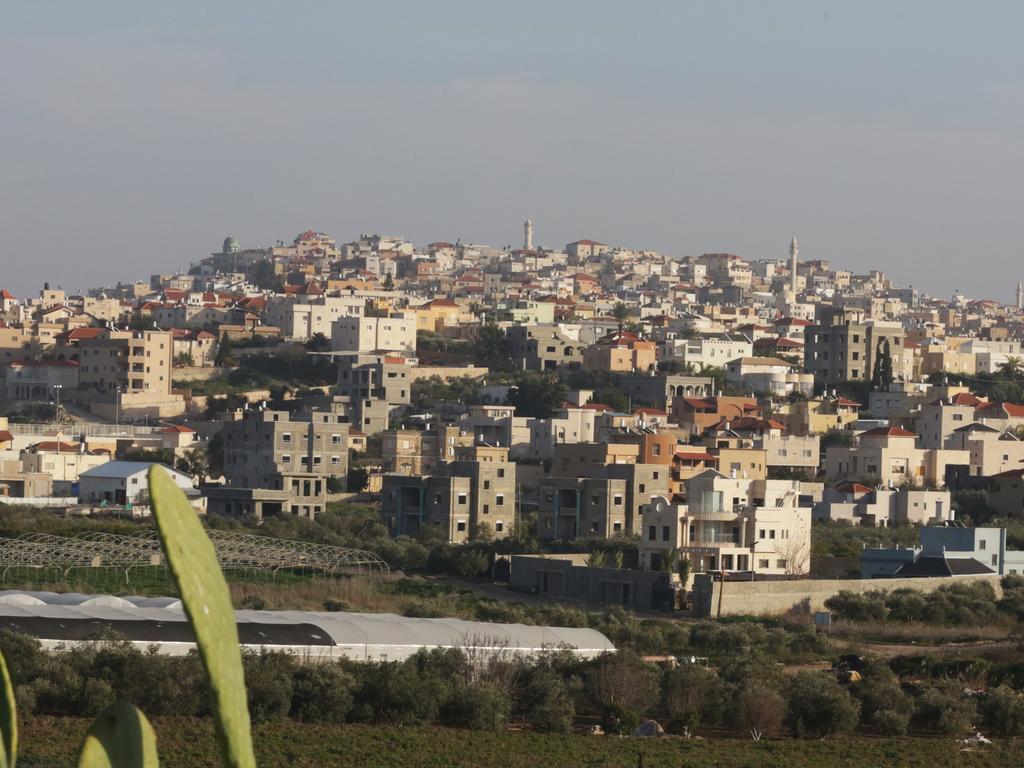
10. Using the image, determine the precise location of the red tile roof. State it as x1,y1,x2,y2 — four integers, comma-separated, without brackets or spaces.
673,451,717,462
860,426,917,438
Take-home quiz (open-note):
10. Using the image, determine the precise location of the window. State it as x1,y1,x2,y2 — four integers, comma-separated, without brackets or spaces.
457,521,466,532
652,444,661,457
769,530,776,539
613,495,623,505
980,540,987,550
497,468,505,478
331,456,340,465
483,480,491,490
759,529,766,540
281,433,292,443
282,455,291,463
777,559,788,569
613,522,622,532
639,484,645,493
495,522,504,533
758,558,770,569
590,522,599,532
457,494,467,505
483,504,489,514
649,525,657,541
992,555,998,566
592,495,600,505
496,495,504,506
662,526,670,541
652,471,659,480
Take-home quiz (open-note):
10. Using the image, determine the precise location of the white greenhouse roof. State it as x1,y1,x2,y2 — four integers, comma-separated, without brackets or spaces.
0,591,614,659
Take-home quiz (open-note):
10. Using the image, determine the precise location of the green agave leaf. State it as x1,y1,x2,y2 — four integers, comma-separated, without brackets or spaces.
0,650,16,768
148,466,256,768
77,701,157,768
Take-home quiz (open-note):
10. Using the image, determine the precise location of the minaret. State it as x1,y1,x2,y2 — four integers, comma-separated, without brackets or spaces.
524,218,534,251
1017,280,1023,310
790,236,799,293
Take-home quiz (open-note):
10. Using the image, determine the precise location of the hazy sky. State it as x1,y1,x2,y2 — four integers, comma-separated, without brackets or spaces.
3,2,1023,300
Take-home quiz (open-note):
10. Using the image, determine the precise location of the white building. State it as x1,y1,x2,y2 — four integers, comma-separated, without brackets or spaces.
639,471,812,580
331,313,417,355
263,295,366,341
78,462,194,505
663,333,752,369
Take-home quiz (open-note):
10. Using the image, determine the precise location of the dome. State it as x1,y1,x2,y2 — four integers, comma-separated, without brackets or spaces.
223,236,240,254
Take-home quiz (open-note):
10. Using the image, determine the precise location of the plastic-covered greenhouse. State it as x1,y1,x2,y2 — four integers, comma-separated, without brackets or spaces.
0,590,615,661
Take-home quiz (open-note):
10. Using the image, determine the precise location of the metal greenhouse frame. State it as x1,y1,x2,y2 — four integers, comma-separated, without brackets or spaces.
0,529,389,584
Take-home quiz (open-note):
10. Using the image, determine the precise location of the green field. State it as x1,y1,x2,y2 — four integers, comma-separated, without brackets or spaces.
17,719,1022,768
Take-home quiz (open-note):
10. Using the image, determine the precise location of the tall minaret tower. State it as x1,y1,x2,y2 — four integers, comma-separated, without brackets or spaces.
790,236,799,293
524,218,534,251
1016,280,1023,310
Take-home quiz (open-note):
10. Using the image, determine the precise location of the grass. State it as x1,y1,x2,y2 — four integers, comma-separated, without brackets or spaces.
17,718,1024,768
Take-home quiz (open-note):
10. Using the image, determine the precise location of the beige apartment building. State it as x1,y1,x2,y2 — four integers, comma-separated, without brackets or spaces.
381,444,517,542
76,329,185,419
639,472,811,579
824,426,968,488
208,407,350,519
381,426,473,475
803,307,906,384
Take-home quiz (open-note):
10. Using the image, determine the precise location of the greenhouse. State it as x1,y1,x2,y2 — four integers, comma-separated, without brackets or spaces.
0,590,615,661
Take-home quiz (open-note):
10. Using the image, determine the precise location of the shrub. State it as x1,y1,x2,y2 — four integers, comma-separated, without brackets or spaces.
662,664,726,733
980,684,1024,737
521,667,576,733
582,652,659,734
871,708,910,735
785,672,860,738
350,661,430,725
288,663,354,723
441,681,512,731
824,590,887,623
913,681,976,735
732,684,784,739
849,659,913,727
243,651,296,722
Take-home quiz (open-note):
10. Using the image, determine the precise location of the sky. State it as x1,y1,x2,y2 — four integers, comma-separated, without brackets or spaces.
2,2,1023,301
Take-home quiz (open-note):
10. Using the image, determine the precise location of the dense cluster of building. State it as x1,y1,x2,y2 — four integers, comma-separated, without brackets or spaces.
5,222,1024,607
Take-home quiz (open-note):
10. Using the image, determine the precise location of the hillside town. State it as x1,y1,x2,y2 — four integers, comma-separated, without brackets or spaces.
4,223,1024,613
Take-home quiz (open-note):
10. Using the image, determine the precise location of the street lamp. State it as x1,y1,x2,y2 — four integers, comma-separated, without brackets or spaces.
53,384,62,424
115,385,121,429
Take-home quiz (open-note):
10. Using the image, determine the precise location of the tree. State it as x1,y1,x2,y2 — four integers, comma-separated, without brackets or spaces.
871,337,893,389
382,273,395,291
784,671,860,737
215,335,236,367
506,373,566,419
172,352,194,367
476,322,506,362
583,652,659,734
732,684,785,740
175,445,210,485
346,466,369,492
677,553,692,586
611,301,631,330
998,356,1024,379
306,332,330,352
662,664,724,735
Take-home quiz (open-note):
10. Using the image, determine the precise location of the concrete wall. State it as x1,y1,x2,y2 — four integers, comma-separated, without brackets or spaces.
511,554,675,612
692,572,1004,618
